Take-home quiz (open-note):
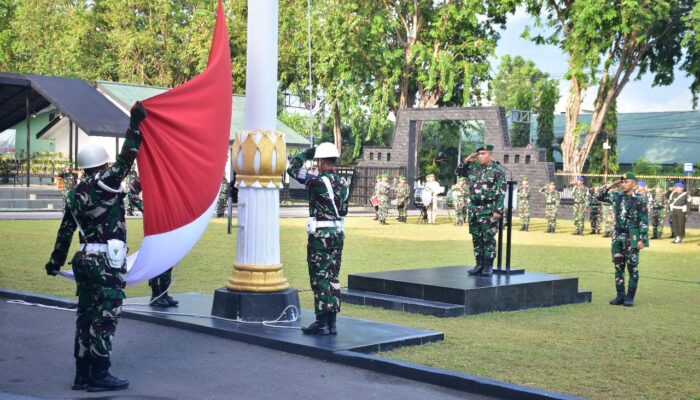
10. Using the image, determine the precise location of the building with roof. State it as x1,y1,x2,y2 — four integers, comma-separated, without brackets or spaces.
550,111,700,166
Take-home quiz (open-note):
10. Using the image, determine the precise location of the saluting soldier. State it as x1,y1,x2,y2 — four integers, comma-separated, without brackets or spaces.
588,185,602,234
650,186,668,239
597,172,649,307
451,177,468,226
571,177,588,235
394,175,410,222
44,102,147,392
517,176,531,231
455,144,506,277
287,142,349,335
377,173,391,225
57,161,78,210
539,182,560,233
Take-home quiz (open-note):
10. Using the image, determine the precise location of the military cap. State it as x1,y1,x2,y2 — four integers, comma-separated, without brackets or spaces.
458,177,466,182
475,144,495,152
675,182,685,188
376,174,382,179
399,175,406,180
380,173,389,178
638,181,647,187
576,176,584,181
521,176,528,181
622,172,637,180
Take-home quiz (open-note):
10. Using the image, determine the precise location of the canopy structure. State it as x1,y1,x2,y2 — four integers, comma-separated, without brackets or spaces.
0,72,128,185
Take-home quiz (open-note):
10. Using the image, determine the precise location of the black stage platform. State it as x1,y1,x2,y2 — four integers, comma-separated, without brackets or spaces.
122,293,443,356
342,266,591,317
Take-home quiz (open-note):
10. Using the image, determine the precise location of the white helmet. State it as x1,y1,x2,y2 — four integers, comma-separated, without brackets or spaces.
77,144,110,169
314,142,340,159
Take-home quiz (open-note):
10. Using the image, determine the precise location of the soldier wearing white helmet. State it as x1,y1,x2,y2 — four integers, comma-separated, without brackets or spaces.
287,142,349,335
44,102,147,392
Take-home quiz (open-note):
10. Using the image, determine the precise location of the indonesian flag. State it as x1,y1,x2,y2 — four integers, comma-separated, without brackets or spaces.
124,0,232,285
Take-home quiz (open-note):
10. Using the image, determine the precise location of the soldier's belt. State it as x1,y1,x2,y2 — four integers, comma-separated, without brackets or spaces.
316,219,344,229
80,243,108,253
671,205,687,212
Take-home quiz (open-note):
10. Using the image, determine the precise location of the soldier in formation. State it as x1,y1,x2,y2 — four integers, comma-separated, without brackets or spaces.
287,142,349,335
455,144,506,277
571,177,588,235
517,177,530,231
124,168,142,216
588,185,602,234
597,172,649,307
636,181,654,217
394,175,410,223
216,176,229,218
650,186,668,239
450,177,467,225
376,173,391,225
43,102,147,392
540,182,560,233
57,161,78,210
668,182,688,244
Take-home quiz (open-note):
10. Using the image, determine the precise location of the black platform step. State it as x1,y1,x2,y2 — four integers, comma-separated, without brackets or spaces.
342,289,465,318
347,266,592,317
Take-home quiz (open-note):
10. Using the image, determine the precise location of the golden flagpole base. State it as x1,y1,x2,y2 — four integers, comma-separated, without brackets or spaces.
226,263,290,292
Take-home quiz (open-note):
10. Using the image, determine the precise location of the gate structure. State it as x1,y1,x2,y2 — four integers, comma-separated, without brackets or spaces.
353,106,555,215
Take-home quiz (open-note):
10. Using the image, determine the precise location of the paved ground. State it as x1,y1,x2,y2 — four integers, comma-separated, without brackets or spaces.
0,301,495,400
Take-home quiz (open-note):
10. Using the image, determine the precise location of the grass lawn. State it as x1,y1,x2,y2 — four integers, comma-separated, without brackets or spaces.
1,215,699,399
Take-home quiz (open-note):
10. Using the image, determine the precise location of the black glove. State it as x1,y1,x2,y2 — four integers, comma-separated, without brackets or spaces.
130,101,147,131
45,262,60,276
303,147,316,160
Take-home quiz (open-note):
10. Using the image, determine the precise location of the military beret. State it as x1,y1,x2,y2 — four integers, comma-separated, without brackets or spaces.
399,175,406,180
376,174,382,179
622,172,637,180
380,173,388,178
475,144,495,152
521,176,528,181
638,181,646,187
675,182,685,188
458,177,466,182
576,176,584,181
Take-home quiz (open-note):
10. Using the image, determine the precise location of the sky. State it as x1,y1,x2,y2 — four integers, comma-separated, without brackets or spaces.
492,7,696,113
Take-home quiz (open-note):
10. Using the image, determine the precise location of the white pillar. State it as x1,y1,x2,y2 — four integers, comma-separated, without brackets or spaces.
228,0,288,292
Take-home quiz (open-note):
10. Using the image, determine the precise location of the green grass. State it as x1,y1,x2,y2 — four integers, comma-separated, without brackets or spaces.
1,216,699,399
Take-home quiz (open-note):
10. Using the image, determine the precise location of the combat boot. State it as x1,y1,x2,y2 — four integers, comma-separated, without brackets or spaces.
88,372,129,392
623,287,636,307
481,258,493,277
162,291,179,306
72,358,91,390
524,224,529,232
609,289,626,306
149,284,170,308
467,256,483,275
302,313,330,335
551,227,556,233
328,312,337,335
520,225,525,231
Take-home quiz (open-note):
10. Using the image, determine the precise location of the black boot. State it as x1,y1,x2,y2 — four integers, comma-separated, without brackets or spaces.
162,292,179,306
72,358,91,390
520,225,525,231
150,284,170,308
467,256,483,275
89,360,128,392
302,313,330,335
481,259,493,277
624,288,636,307
609,289,626,305
328,312,337,335
524,224,529,232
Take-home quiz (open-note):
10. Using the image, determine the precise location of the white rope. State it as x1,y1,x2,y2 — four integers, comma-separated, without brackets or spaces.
6,299,76,312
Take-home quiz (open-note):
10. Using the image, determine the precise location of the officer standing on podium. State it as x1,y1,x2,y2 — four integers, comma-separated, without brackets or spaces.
287,143,349,335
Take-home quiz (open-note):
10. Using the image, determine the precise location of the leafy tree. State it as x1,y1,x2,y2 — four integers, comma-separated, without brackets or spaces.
525,0,700,179
586,102,619,176
491,55,558,147
535,79,558,161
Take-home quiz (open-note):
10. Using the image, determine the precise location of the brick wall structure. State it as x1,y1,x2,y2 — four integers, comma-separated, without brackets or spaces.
353,106,556,215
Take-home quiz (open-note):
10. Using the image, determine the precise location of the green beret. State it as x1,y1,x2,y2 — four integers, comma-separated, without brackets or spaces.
380,173,388,178
521,176,528,181
475,144,495,152
622,172,637,180
426,174,435,178
549,181,556,186
376,174,382,179
458,177,466,182
399,175,406,180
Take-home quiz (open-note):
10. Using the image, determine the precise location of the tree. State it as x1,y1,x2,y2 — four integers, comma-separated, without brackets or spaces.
586,102,619,176
491,55,557,147
535,79,558,161
525,0,700,180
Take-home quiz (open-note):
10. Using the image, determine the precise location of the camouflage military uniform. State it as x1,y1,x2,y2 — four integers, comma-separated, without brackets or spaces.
377,179,391,224
650,192,667,239
572,185,588,234
45,124,142,383
539,186,560,232
395,181,410,222
455,160,506,271
450,182,467,225
216,177,229,218
597,186,649,305
602,201,616,237
58,168,78,209
287,152,349,316
588,188,602,234
517,185,530,230
124,170,143,216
